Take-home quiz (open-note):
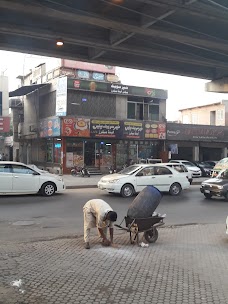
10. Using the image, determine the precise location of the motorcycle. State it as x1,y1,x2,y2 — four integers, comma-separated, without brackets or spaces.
71,165,90,177
109,165,116,174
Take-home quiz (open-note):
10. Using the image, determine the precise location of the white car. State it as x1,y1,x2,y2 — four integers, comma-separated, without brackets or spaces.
169,160,202,178
98,164,190,198
0,161,65,196
162,162,193,185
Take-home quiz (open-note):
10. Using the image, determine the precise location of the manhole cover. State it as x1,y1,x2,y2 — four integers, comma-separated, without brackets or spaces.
12,221,36,226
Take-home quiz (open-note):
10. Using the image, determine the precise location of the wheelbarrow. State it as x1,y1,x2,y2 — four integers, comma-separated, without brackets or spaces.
115,214,165,245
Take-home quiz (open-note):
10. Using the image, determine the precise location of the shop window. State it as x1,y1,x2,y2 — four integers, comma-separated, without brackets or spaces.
54,140,61,163
66,140,84,167
148,104,159,121
46,141,53,163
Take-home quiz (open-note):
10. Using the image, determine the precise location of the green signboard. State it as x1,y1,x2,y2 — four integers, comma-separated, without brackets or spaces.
68,79,167,99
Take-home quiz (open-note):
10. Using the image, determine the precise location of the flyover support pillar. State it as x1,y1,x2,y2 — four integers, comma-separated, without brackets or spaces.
205,78,228,93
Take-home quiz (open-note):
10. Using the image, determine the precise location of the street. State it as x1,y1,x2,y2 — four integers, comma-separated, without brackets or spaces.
0,185,227,242
1,186,228,304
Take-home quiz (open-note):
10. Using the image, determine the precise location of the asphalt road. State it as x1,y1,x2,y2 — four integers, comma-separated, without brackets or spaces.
0,186,227,242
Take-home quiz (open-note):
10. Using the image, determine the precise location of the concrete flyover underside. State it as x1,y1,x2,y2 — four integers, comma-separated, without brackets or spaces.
1,0,228,81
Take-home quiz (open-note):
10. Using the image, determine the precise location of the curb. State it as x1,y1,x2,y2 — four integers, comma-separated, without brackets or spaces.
65,181,203,190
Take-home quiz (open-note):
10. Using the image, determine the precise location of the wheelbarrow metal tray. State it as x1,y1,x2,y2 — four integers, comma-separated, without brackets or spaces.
125,216,163,232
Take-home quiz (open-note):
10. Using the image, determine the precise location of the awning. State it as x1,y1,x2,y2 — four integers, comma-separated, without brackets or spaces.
9,83,50,97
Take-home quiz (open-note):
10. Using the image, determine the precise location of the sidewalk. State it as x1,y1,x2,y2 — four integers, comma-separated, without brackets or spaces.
1,224,228,304
63,174,207,189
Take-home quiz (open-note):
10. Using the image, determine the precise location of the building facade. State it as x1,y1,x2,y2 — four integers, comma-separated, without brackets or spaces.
0,75,11,157
10,61,168,174
179,101,228,126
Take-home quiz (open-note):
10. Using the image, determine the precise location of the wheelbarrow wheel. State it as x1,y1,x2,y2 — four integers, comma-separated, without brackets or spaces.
144,228,158,243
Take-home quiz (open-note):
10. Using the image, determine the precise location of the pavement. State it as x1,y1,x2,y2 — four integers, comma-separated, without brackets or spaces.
63,175,207,189
1,224,228,304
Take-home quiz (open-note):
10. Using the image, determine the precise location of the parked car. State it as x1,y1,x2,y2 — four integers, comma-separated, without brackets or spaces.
162,162,193,184
204,160,217,167
98,164,190,198
200,169,228,200
169,160,202,177
191,161,213,177
0,161,65,196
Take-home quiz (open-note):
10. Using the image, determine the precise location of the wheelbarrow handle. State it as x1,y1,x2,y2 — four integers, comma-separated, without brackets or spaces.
114,224,130,231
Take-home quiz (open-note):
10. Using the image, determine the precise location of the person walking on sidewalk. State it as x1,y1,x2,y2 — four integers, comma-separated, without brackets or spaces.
83,199,117,249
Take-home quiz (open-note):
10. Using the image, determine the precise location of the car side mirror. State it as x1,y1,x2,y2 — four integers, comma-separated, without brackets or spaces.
33,172,40,176
136,172,143,177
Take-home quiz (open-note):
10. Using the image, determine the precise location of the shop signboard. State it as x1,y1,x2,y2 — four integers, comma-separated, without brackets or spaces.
92,72,105,81
0,117,10,133
90,119,122,138
62,59,116,74
56,76,67,116
40,117,61,138
62,117,90,137
77,70,90,79
144,122,166,139
68,79,168,99
122,121,144,139
167,123,228,141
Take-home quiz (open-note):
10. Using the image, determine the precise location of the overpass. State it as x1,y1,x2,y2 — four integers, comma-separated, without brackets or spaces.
1,0,228,91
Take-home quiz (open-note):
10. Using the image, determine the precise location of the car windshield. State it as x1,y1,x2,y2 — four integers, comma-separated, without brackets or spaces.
118,165,142,175
182,161,195,167
217,169,228,179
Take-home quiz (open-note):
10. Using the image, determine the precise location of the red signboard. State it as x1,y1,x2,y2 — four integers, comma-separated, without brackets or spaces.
62,117,90,137
0,117,10,133
61,59,116,74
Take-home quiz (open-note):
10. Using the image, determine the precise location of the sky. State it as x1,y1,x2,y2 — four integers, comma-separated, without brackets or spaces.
0,50,227,121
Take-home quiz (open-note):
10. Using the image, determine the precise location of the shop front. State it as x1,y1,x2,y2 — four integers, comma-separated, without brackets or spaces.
166,123,228,162
61,117,167,174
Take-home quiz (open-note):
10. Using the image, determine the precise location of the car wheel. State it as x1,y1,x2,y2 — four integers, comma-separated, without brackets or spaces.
204,193,212,199
121,184,134,198
169,183,182,196
144,228,158,243
40,182,56,196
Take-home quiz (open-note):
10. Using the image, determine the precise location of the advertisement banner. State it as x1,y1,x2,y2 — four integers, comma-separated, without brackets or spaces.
122,121,144,139
167,123,228,141
144,122,166,139
0,117,10,133
62,117,90,137
68,79,168,99
40,117,61,138
90,119,122,138
56,76,67,116
62,60,116,74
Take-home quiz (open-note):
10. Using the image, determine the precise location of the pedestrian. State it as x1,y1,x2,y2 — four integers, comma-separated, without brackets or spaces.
83,199,117,249
2,153,6,161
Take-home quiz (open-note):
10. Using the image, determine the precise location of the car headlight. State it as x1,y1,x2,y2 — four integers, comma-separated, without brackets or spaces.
56,177,63,182
108,179,120,183
217,185,223,189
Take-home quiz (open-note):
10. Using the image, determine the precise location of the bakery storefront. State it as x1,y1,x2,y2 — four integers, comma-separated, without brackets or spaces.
36,117,166,174
62,117,167,174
